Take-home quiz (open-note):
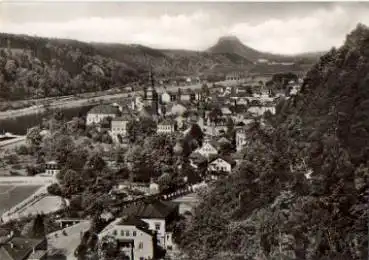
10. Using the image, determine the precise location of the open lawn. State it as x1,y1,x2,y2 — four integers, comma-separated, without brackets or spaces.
0,185,41,215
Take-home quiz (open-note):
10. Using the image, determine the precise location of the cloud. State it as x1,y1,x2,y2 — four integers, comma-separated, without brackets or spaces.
1,4,369,54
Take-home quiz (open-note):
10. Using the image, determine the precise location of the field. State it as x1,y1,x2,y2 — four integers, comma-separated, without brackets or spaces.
0,185,41,215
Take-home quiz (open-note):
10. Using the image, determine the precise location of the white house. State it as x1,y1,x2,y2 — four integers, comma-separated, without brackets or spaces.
44,161,60,176
98,216,156,260
193,138,219,158
86,105,120,125
157,119,177,135
160,91,171,104
111,115,132,140
247,106,276,117
167,102,188,116
235,128,247,151
125,200,179,249
208,157,236,174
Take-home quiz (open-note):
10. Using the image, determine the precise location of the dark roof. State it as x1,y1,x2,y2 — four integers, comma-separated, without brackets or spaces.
118,216,149,230
139,106,157,117
112,115,132,122
124,200,178,219
158,118,176,125
88,104,120,115
0,237,44,260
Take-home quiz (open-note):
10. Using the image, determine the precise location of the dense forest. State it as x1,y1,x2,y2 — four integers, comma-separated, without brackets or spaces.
175,24,369,259
0,33,316,101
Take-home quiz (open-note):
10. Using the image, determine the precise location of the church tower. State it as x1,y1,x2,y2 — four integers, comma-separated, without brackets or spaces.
143,66,158,114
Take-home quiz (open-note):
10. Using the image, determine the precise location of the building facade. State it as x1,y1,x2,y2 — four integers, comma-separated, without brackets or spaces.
111,115,131,139
99,217,156,260
157,119,177,134
235,128,247,151
86,105,120,125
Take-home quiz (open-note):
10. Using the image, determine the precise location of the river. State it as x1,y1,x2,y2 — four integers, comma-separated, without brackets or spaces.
0,105,94,135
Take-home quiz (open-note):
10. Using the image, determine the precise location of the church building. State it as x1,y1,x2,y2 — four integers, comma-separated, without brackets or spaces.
143,67,159,116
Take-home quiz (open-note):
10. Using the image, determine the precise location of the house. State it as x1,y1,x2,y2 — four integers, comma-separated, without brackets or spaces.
235,128,247,151
226,72,245,81
167,102,188,116
193,137,219,158
0,232,47,260
131,95,145,111
124,200,179,249
217,137,231,146
44,161,60,176
207,156,236,174
157,119,177,135
160,91,171,104
247,106,276,117
221,107,232,116
86,105,120,125
98,216,157,260
111,115,132,140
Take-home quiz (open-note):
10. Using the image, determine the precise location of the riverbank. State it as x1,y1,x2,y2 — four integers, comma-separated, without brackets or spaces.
0,81,221,120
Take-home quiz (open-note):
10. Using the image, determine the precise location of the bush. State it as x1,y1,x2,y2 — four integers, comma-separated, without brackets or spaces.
11,164,22,170
47,183,62,196
4,154,19,165
16,145,29,155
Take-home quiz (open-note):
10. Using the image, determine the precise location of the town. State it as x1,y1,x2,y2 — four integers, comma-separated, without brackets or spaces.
0,68,302,260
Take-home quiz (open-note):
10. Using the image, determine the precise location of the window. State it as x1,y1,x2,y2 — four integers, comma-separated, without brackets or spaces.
138,242,143,249
126,231,130,236
113,230,117,236
121,230,125,236
140,258,144,260
133,231,137,236
155,223,161,231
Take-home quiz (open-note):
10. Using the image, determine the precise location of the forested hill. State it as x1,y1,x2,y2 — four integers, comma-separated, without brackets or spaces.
0,33,317,101
175,24,369,260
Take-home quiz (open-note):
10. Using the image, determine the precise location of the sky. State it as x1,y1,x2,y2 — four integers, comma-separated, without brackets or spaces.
1,1,369,54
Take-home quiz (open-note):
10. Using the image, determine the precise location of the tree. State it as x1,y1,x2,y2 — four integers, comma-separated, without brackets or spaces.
85,153,106,173
47,183,62,196
26,127,42,147
61,169,83,194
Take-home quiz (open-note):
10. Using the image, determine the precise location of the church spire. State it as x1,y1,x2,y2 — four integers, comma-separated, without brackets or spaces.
149,64,155,88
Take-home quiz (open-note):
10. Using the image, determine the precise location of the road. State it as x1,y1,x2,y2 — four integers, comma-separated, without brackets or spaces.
0,80,240,120
47,220,91,260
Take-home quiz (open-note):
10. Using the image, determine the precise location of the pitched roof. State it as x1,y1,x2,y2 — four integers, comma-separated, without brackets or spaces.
0,237,44,260
118,216,149,230
139,106,157,118
217,137,231,144
88,104,120,115
158,118,176,125
209,156,237,166
112,115,132,122
124,200,178,219
189,152,207,164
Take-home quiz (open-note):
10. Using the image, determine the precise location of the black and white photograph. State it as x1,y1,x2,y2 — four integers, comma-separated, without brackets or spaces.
0,1,368,259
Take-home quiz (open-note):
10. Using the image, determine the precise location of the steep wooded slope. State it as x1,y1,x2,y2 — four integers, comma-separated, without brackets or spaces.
176,24,369,260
